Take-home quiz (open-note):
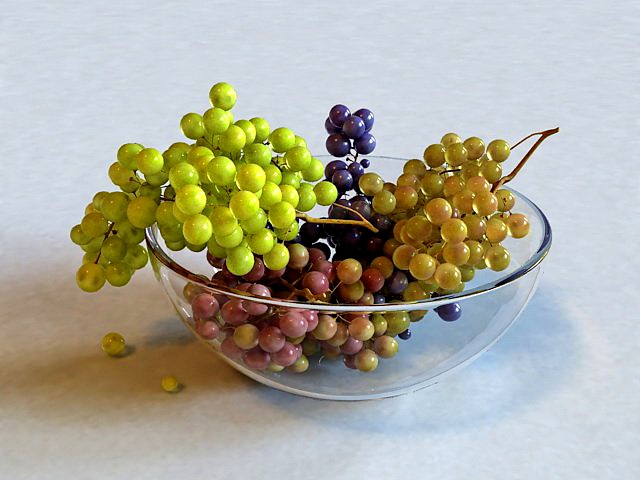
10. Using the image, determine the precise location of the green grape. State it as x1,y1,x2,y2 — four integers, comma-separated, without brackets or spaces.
136,148,164,175
424,198,452,225
280,171,300,188
117,143,144,170
187,145,214,164
81,212,109,237
169,162,199,189
439,133,462,149
463,137,485,160
108,162,135,186
115,219,145,244
70,224,92,245
372,190,396,215
279,184,299,208
423,144,446,168
239,209,267,234
268,201,296,229
224,110,234,124
137,183,161,201
105,262,132,287
385,312,410,336
226,245,254,276
166,239,185,251
144,170,169,187
172,202,190,223
234,119,257,144
486,139,510,162
209,206,238,237
180,113,206,140
81,236,104,253
235,164,266,192
284,146,311,171
229,191,260,220
159,223,183,242
459,264,475,282
294,135,307,148
420,171,444,197
313,181,338,206
124,244,148,269
186,241,209,253
296,184,316,212
259,181,282,209
126,196,157,228
269,127,296,153
215,225,244,248
250,117,270,143
359,172,384,195
155,202,180,227
263,243,290,270
264,164,283,184
444,143,468,167
163,143,189,169
443,176,465,198
101,236,127,262
301,157,324,182
163,186,176,200
219,125,246,153
207,236,227,258
203,107,230,134
182,214,213,245
175,185,207,216
484,245,510,271
274,221,299,241
76,263,106,292
92,191,108,210
206,156,236,186
248,228,275,255
209,82,236,110
82,251,100,265
244,143,272,168
465,240,485,266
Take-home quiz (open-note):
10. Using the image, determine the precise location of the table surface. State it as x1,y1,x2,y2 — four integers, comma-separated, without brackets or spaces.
1,1,638,478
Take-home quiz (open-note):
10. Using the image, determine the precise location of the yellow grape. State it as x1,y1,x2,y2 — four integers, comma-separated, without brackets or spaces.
507,213,530,238
486,217,508,243
403,159,427,177
441,133,461,148
440,218,468,244
484,245,510,271
443,176,465,198
434,263,462,290
463,137,485,161
496,189,516,211
452,189,475,214
423,144,446,168
442,242,471,266
462,215,487,240
392,244,417,270
472,191,499,216
424,198,452,225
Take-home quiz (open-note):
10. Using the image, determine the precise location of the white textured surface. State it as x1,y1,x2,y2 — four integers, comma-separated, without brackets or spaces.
1,1,638,478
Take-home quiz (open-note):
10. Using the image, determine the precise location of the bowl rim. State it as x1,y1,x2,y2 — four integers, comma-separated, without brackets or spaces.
145,157,552,312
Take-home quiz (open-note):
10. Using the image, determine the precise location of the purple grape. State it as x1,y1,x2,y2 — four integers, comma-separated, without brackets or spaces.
386,271,408,295
300,222,323,245
371,213,392,232
347,161,365,180
364,236,384,256
324,159,347,180
328,198,351,219
360,158,370,168
339,227,362,248
340,337,363,355
342,115,366,139
373,294,386,304
398,329,412,340
221,337,244,359
301,310,319,331
350,197,372,220
326,133,351,157
308,247,326,264
343,354,357,369
332,169,354,192
354,108,374,131
355,132,376,155
435,303,462,322
328,104,351,127
242,257,265,282
325,117,341,134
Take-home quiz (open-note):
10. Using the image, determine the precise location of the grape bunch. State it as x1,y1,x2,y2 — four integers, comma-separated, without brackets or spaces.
71,82,555,374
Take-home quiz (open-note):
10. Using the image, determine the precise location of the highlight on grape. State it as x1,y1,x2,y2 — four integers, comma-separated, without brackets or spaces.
71,82,558,373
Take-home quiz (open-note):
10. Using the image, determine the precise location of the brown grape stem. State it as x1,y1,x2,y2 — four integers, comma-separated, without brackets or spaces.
93,222,115,264
296,202,379,233
491,127,560,192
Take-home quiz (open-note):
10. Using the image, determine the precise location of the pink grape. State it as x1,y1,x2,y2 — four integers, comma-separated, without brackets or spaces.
191,293,219,319
242,257,265,282
340,336,364,355
343,354,357,369
197,321,220,340
221,337,244,359
278,311,308,337
301,310,319,331
221,299,249,326
302,271,330,295
243,347,271,370
271,342,298,366
308,248,327,264
258,326,286,353
311,259,334,280
245,283,271,316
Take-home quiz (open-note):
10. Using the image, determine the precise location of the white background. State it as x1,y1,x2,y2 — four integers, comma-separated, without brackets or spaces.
1,1,638,478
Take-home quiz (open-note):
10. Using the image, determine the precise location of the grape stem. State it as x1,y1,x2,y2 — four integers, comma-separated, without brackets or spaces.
93,222,115,264
491,127,560,192
296,203,379,233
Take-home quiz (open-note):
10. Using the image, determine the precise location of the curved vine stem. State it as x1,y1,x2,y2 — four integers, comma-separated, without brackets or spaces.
296,202,379,233
491,127,559,192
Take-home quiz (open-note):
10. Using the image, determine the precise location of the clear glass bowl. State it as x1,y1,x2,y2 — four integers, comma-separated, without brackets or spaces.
145,156,552,400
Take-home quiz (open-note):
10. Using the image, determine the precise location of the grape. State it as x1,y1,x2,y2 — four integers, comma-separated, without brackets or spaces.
240,209,268,234
257,181,281,210
197,321,220,340
326,133,350,157
117,143,143,170
434,263,462,290
279,184,299,208
235,164,266,192
76,263,106,292
394,186,418,210
220,125,246,153
101,236,127,262
435,303,462,322
215,225,244,248
342,115,366,139
355,133,376,154
325,117,341,134
145,170,169,187
463,137,485,160
259,326,286,353
372,190,396,215
180,113,206,140
163,143,189,168
336,258,362,284
496,189,516,212
481,160,502,183
423,144,446,168
324,160,347,180
313,181,339,206
203,107,230,134
443,176,465,198
234,324,260,350
267,201,296,229
244,143,272,168
248,228,275,255
348,317,374,341
374,336,398,358
444,143,468,167
287,243,309,269
274,222,299,241
250,117,270,143
404,216,432,242
408,253,437,280
229,191,260,221
332,169,353,192
487,139,510,162
263,243,290,270
234,119,257,144
175,185,207,215
183,214,213,245
271,342,298,367
507,213,530,238
385,311,410,336
92,191,109,210
169,162,199,189
312,315,337,340
398,329,412,340
70,224,92,245
421,171,444,197
353,108,374,131
226,245,255,276
424,198,452,225
347,162,365,182
486,217,508,243
296,184,316,212
209,82,237,110
115,219,145,244
440,218,468,244
279,311,308,338
80,213,109,239
386,271,408,295
133,147,163,175
302,271,330,295
284,146,311,171
269,127,296,153
108,162,138,192
301,157,324,182
442,242,470,266
329,104,350,127
126,197,157,228
101,332,126,356
472,190,498,216
221,299,249,326
452,189,475,214
462,215,487,240
280,171,301,188
105,262,132,287
221,336,244,359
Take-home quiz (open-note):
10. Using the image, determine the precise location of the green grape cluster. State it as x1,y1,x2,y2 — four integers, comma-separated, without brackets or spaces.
360,133,530,298
71,82,338,292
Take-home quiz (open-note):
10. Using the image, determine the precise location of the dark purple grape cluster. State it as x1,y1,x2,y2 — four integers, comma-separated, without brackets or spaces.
325,105,376,158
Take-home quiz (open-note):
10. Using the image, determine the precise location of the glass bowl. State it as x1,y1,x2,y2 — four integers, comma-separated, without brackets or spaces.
145,156,552,400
